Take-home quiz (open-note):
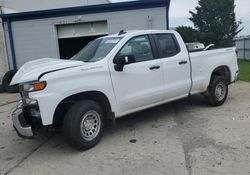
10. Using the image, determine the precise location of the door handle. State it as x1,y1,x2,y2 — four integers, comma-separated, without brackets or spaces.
179,61,188,65
149,65,161,70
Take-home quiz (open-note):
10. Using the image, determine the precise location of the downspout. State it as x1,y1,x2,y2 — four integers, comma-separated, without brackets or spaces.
6,18,17,70
165,0,170,30
243,38,246,61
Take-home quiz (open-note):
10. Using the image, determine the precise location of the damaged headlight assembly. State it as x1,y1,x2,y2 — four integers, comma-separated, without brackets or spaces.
22,81,47,92
20,81,47,105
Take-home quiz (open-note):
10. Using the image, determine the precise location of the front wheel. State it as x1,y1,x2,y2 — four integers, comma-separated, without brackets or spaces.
63,100,104,150
207,76,228,106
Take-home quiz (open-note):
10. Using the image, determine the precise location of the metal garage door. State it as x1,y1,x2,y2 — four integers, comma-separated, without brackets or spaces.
57,21,108,39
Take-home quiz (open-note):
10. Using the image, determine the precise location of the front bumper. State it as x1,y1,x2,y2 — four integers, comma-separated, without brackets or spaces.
12,101,34,138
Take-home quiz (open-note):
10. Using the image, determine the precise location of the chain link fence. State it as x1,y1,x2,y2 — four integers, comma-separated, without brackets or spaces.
235,36,250,61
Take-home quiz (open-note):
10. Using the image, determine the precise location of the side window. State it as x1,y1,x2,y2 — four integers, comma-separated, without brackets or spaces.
155,34,180,58
118,35,154,62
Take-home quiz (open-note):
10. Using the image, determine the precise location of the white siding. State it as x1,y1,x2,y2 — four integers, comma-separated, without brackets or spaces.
1,0,110,12
5,7,167,68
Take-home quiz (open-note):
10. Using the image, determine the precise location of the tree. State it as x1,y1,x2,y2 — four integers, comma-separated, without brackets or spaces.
175,26,201,43
189,0,242,47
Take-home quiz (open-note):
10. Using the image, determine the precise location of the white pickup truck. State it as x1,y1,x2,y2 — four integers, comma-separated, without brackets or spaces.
11,30,239,150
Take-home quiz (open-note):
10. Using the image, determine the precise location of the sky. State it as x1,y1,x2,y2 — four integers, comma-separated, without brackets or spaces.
111,0,250,36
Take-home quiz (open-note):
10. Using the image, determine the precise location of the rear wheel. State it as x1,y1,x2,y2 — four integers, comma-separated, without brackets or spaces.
207,76,228,106
63,100,104,150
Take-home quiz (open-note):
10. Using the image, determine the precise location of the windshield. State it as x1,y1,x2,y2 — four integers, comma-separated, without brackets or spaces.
71,37,122,62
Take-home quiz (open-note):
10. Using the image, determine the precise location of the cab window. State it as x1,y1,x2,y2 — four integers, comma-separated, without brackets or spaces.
117,35,154,62
154,34,180,58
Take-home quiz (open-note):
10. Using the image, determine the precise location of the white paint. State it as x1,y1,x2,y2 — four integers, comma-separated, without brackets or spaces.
10,30,239,126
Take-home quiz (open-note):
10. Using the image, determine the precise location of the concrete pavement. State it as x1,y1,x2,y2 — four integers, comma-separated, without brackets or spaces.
0,81,250,175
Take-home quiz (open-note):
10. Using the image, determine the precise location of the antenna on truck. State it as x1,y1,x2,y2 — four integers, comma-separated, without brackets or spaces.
118,30,126,35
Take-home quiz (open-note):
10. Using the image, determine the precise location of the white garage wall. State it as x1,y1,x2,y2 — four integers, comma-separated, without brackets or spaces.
5,7,167,69
1,0,110,12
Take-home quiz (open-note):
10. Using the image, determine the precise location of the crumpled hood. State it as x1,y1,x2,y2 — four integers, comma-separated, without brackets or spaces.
10,58,84,85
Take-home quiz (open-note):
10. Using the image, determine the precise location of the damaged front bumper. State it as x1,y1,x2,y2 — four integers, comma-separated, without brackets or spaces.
12,101,34,138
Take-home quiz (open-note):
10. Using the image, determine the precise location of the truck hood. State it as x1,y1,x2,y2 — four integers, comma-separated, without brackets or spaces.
10,58,84,85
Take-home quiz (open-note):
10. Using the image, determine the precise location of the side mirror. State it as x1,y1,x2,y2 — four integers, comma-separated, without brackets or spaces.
113,55,135,72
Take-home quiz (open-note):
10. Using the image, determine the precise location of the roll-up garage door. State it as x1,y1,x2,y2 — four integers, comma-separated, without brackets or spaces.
57,21,108,39
57,21,108,59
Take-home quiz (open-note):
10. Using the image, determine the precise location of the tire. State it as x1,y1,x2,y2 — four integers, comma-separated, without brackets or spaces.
0,84,5,93
207,76,228,106
2,70,19,93
63,100,105,150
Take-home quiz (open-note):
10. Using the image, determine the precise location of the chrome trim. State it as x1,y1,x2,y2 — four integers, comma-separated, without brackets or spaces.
12,101,33,137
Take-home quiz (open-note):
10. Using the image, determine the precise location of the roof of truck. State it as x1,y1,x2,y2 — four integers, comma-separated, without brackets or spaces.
102,30,176,38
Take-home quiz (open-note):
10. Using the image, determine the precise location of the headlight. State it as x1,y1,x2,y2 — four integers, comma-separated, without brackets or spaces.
22,81,47,92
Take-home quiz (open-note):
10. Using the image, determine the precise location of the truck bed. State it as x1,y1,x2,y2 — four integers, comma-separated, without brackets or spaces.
189,47,238,94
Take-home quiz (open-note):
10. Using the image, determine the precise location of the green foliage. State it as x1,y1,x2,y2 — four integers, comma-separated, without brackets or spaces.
239,61,250,82
175,26,201,43
189,0,242,47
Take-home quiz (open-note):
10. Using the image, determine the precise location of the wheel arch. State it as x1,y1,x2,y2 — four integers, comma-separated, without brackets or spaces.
2,70,19,93
210,65,231,84
53,91,114,127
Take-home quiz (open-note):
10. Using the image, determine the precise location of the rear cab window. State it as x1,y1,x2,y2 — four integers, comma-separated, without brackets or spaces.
153,34,180,58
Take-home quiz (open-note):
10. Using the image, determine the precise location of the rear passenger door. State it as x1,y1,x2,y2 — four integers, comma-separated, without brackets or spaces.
153,33,191,100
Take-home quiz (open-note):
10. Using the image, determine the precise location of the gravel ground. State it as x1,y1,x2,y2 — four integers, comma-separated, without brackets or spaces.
0,81,250,175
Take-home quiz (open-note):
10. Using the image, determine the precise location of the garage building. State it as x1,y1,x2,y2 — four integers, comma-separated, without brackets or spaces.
0,0,170,71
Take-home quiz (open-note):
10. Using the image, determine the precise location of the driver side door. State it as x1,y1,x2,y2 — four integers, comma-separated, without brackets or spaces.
109,35,164,116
